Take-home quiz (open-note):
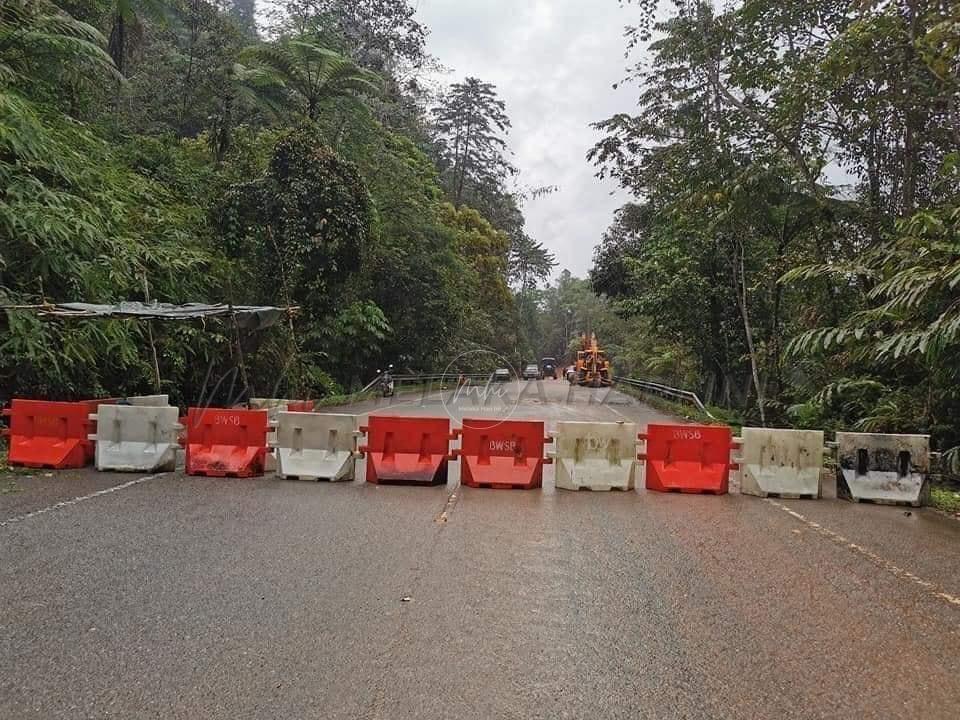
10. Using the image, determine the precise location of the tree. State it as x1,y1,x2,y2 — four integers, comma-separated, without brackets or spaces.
591,0,960,446
431,77,517,206
240,39,383,121
1,0,119,91
508,234,556,293
0,0,212,399
229,0,256,34
106,0,170,76
221,130,372,311
1,0,543,404
439,203,515,351
277,0,428,73
219,130,375,392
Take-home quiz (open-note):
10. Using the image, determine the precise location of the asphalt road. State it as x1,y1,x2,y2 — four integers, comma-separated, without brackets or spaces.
1,380,959,719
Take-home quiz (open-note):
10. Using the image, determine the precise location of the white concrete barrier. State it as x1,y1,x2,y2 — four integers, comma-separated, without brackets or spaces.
553,421,637,491
836,432,930,506
89,405,180,472
273,412,359,482
254,400,288,471
738,427,823,499
126,395,169,406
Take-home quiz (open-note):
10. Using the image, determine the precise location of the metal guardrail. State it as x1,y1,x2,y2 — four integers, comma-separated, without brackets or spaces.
613,376,716,420
360,372,502,393
361,372,716,420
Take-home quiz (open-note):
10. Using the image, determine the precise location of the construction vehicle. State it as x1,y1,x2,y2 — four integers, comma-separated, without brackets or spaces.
571,334,612,387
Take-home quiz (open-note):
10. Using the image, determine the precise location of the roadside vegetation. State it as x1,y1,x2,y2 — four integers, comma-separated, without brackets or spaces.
578,1,960,477
0,0,556,406
931,486,960,516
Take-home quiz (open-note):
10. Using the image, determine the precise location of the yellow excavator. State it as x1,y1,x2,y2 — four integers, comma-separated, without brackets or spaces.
572,333,612,387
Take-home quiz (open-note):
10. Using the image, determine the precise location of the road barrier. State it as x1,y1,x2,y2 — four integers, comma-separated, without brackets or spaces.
640,423,738,495
359,416,455,486
185,408,268,478
836,432,930,506
1,399,117,468
89,405,180,472
251,400,314,474
553,421,638,491
272,412,360,482
250,398,315,415
737,428,824,499
0,390,940,512
453,418,551,489
126,395,170,406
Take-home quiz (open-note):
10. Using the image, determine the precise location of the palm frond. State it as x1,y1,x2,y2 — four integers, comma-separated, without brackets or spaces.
239,39,383,120
0,0,120,85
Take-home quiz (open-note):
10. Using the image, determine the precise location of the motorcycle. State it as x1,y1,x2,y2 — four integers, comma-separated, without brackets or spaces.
378,365,395,398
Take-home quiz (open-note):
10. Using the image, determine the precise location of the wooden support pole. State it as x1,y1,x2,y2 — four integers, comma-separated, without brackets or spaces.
141,274,163,394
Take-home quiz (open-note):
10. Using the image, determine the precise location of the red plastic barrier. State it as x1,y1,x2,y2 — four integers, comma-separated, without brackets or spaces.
453,418,552,490
287,401,314,413
639,424,738,495
359,416,454,486
185,408,268,478
1,399,100,469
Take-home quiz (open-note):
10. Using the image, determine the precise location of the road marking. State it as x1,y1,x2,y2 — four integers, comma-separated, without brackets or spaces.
766,499,960,608
595,387,631,419
0,473,167,528
604,401,629,420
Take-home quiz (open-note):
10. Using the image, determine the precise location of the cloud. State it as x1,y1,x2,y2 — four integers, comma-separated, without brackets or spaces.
415,0,635,279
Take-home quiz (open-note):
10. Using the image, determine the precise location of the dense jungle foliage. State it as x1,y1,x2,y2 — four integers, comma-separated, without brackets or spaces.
574,0,959,464
0,0,555,404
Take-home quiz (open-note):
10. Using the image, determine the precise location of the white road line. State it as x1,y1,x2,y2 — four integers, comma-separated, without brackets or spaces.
604,401,630,420
593,387,631,420
766,499,960,608
0,473,167,528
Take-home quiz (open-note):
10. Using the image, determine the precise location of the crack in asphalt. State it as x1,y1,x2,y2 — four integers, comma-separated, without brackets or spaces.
365,486,460,719
435,488,460,524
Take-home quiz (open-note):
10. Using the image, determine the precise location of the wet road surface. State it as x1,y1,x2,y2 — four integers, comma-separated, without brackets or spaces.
1,380,958,718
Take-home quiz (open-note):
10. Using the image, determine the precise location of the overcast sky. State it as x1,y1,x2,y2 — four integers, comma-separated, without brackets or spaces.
414,0,636,280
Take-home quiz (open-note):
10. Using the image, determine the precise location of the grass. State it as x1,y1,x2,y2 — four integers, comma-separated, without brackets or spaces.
314,389,378,408
615,382,742,427
0,441,32,484
313,381,432,409
0,444,20,493
930,485,960,515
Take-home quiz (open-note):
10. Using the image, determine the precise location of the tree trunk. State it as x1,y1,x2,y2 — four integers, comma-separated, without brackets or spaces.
901,0,921,216
770,215,789,399
733,239,766,425
450,111,462,193
866,120,884,246
455,120,473,204
179,0,202,136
